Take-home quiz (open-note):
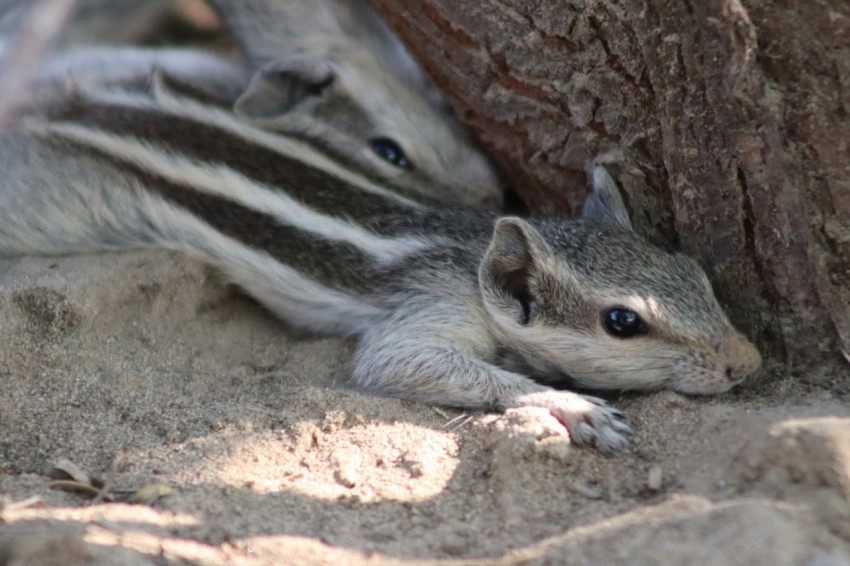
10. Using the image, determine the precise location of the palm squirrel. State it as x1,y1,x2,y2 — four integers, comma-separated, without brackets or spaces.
0,67,762,453
1,0,503,208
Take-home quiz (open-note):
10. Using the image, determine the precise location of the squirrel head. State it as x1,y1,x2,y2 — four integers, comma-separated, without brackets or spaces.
479,166,762,394
232,55,502,209
214,0,503,209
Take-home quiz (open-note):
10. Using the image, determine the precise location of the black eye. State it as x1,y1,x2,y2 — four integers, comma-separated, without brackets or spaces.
603,308,647,338
370,137,413,170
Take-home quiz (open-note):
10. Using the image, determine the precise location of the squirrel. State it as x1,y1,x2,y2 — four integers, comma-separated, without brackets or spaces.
0,0,503,208
0,72,762,453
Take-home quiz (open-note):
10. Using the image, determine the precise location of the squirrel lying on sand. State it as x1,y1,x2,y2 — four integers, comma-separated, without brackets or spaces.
0,63,761,452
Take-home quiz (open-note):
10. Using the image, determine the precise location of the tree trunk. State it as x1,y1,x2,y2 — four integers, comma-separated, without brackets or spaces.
370,0,850,384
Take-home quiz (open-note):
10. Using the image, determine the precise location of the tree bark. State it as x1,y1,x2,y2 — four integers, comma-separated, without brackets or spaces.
371,0,850,383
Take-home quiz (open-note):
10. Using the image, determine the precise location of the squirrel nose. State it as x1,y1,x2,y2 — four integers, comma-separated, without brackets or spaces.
721,330,762,382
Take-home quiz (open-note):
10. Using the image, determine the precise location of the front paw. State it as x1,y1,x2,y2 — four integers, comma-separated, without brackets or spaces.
512,391,633,454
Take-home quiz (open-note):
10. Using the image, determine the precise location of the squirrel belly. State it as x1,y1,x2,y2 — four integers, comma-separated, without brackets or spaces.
0,75,761,453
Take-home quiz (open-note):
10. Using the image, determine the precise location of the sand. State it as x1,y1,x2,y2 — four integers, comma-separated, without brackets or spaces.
0,251,848,565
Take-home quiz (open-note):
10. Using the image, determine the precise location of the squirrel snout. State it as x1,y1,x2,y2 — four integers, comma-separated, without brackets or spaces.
721,331,762,382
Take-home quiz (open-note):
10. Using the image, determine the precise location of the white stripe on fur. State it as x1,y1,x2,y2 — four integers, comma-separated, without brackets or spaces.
36,121,435,263
134,188,389,335
79,86,427,209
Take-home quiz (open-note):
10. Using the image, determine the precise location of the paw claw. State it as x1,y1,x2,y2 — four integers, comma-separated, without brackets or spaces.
581,394,609,407
539,393,631,453
512,391,632,454
612,420,634,435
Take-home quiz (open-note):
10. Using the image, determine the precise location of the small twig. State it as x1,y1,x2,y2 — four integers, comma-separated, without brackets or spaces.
92,465,115,504
434,407,478,429
48,479,110,500
0,0,77,131
445,413,476,430
431,406,450,419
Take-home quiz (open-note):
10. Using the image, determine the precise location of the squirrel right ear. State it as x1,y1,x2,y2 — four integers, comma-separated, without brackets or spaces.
582,165,634,232
234,58,335,120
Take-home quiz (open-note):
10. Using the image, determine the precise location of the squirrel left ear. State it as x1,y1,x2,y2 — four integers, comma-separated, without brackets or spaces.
234,57,335,120
582,165,634,232
479,217,552,325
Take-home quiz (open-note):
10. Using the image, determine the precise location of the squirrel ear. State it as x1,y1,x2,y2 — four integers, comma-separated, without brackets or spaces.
234,57,335,119
479,218,551,324
582,165,634,231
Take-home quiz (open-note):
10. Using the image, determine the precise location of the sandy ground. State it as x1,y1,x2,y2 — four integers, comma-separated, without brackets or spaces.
0,250,848,565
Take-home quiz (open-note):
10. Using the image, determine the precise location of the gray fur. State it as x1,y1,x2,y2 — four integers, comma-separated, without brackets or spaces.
0,0,181,50
1,0,503,208
208,0,503,208
35,47,247,103
0,80,762,453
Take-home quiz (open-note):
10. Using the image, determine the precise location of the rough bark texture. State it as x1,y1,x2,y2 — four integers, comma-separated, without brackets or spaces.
370,0,850,383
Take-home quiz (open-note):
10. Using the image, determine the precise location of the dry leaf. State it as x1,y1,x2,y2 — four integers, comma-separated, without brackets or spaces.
48,480,108,500
128,483,173,505
48,458,104,488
